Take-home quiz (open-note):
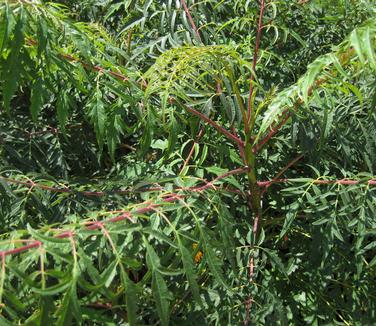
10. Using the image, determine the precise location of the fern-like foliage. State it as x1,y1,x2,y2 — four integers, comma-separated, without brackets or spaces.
0,0,375,325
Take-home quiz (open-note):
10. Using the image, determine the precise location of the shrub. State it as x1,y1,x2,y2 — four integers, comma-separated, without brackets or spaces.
0,0,375,324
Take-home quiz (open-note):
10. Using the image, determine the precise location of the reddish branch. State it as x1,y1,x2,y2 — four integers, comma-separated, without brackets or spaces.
180,128,205,173
191,167,249,192
1,241,42,257
267,154,303,185
246,0,266,127
257,178,376,187
181,0,202,42
86,302,113,309
0,176,124,197
1,172,375,200
260,154,304,197
26,38,133,85
253,110,290,152
60,53,130,83
253,48,356,151
252,79,329,152
27,38,242,151
0,195,181,258
184,106,245,148
0,172,375,258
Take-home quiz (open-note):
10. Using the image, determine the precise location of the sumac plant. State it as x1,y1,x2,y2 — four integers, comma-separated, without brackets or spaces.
0,0,375,325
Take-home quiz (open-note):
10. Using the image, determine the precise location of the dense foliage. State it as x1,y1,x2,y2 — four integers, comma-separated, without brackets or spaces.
0,0,375,324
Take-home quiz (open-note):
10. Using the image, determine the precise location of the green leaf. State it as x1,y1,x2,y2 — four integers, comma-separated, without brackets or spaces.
37,17,48,57
120,268,139,326
144,237,171,325
151,270,170,326
350,27,365,65
280,207,299,238
166,112,178,155
199,227,229,290
30,78,44,122
0,315,14,326
32,279,71,296
56,285,74,326
143,228,178,248
177,238,203,307
2,7,25,112
27,224,71,244
39,296,55,325
87,90,107,148
101,260,118,288
0,4,12,52
56,91,71,134
261,248,287,277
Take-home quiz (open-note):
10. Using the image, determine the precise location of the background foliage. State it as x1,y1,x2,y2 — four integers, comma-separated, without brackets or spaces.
0,0,375,325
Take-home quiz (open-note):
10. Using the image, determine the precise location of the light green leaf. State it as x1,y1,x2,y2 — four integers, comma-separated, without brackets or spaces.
32,279,71,296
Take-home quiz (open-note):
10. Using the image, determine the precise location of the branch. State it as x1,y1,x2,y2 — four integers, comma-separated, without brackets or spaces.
0,176,124,197
0,195,182,258
271,154,304,182
261,154,304,194
2,172,375,200
26,38,134,85
257,178,376,187
59,53,130,83
190,167,249,192
253,110,290,152
28,38,243,150
246,0,266,127
244,2,267,323
254,48,356,150
180,127,205,173
1,173,375,257
184,106,245,148
181,0,202,42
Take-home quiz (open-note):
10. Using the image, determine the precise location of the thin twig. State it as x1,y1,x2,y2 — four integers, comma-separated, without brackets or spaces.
181,0,202,42
184,106,245,148
253,111,290,152
246,0,266,128
261,154,304,194
190,167,249,192
180,128,205,174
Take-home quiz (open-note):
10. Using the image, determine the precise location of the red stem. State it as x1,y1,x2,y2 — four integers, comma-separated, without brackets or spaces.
1,241,42,257
184,106,245,148
181,0,202,42
60,54,130,83
180,128,205,173
257,178,376,187
246,0,266,127
253,111,290,153
0,195,182,257
1,174,375,257
2,173,375,200
190,167,249,192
